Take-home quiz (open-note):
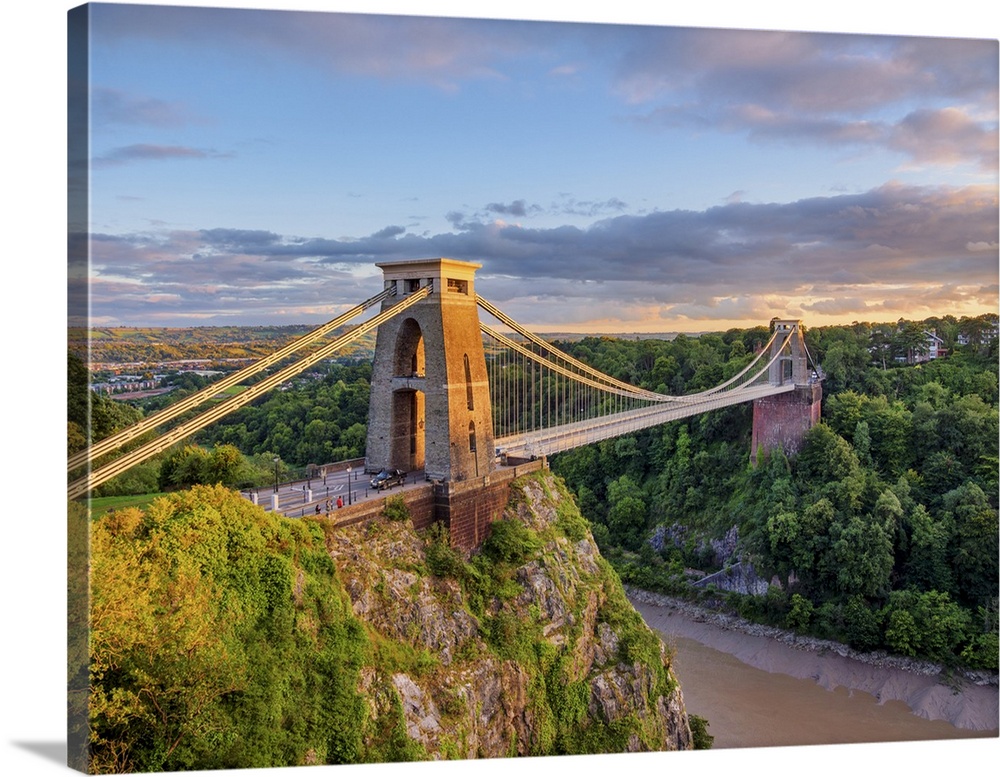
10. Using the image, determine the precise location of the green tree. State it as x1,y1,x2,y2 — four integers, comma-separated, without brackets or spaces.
68,351,91,434
843,595,882,651
943,482,1000,607
893,320,930,365
688,715,714,750
902,504,954,594
796,424,860,483
828,514,894,600
159,445,211,490
88,486,373,772
852,420,872,465
764,511,802,588
606,475,648,550
209,443,243,484
958,313,999,356
884,607,920,657
819,338,869,393
786,593,814,633
89,498,251,771
882,589,972,665
92,394,144,444
861,396,913,476
825,391,865,439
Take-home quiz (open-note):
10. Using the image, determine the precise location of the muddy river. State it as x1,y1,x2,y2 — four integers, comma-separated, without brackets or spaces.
629,593,998,750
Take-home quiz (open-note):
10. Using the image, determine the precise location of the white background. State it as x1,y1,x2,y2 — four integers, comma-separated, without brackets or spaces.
3,1,997,776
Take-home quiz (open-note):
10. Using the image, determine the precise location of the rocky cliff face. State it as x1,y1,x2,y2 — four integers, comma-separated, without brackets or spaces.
326,470,693,759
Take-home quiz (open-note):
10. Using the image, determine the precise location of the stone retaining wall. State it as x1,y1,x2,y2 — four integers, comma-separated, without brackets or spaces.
324,459,547,552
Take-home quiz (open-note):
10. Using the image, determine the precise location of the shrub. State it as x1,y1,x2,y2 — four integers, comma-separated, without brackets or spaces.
93,460,161,497
382,494,410,522
881,589,973,665
555,499,590,542
482,518,542,565
689,714,714,750
486,610,535,663
424,523,467,579
961,625,999,671
785,593,814,633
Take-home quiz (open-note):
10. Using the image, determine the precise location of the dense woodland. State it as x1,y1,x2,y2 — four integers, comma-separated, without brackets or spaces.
73,324,376,366
72,313,999,670
549,315,999,670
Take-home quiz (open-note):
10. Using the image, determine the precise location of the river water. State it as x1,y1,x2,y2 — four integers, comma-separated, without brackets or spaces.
629,595,998,750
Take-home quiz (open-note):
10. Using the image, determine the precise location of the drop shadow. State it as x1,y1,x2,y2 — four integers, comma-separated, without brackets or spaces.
11,740,66,767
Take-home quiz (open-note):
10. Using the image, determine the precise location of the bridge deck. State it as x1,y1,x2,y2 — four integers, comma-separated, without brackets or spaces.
495,382,797,459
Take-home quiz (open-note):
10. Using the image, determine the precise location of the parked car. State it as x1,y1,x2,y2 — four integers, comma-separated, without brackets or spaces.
369,468,406,491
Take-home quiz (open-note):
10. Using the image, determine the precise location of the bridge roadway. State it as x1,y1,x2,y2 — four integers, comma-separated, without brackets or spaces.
243,465,425,518
248,461,530,518
495,381,797,460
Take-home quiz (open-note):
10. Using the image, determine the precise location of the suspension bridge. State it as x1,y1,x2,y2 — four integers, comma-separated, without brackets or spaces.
68,258,821,503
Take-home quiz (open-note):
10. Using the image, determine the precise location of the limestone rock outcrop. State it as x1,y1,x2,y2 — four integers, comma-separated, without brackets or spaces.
326,471,693,759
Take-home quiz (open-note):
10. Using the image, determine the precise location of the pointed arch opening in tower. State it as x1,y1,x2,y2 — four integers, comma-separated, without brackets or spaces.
395,318,425,377
389,318,426,471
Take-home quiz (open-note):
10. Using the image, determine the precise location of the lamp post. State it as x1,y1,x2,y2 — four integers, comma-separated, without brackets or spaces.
273,456,280,493
346,466,353,505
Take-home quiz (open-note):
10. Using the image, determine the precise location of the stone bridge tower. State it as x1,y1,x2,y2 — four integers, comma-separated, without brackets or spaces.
751,320,822,464
365,258,496,482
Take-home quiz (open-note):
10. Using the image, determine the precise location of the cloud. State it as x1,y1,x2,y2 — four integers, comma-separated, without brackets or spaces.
549,64,581,77
554,196,629,218
619,30,998,169
485,200,533,217
92,144,234,168
612,29,997,113
967,241,999,252
90,7,998,172
90,5,544,89
84,182,998,327
802,297,872,316
371,225,407,239
889,108,999,170
199,228,284,248
92,87,198,128
465,198,629,224
643,102,997,172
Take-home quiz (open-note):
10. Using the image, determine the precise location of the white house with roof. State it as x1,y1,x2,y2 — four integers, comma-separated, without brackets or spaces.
917,330,946,362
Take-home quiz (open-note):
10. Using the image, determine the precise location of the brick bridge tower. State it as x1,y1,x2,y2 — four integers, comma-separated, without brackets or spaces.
750,320,822,464
365,258,496,483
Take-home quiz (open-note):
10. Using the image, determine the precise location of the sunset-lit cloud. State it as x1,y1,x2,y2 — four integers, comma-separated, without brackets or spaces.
76,2,998,331
78,180,996,330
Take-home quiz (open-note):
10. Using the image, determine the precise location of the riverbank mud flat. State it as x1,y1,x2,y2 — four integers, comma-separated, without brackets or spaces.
628,588,999,735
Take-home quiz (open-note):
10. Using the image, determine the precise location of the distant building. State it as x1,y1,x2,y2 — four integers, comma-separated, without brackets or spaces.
891,328,947,365
918,330,946,362
957,321,999,346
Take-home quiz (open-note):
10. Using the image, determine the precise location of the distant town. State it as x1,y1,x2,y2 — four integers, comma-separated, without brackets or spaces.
82,315,998,403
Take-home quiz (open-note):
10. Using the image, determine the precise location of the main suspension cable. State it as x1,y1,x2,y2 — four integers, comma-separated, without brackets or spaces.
477,294,782,402
69,287,396,474
69,285,428,500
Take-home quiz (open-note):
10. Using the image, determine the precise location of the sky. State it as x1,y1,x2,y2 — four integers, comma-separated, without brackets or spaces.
66,0,1000,333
